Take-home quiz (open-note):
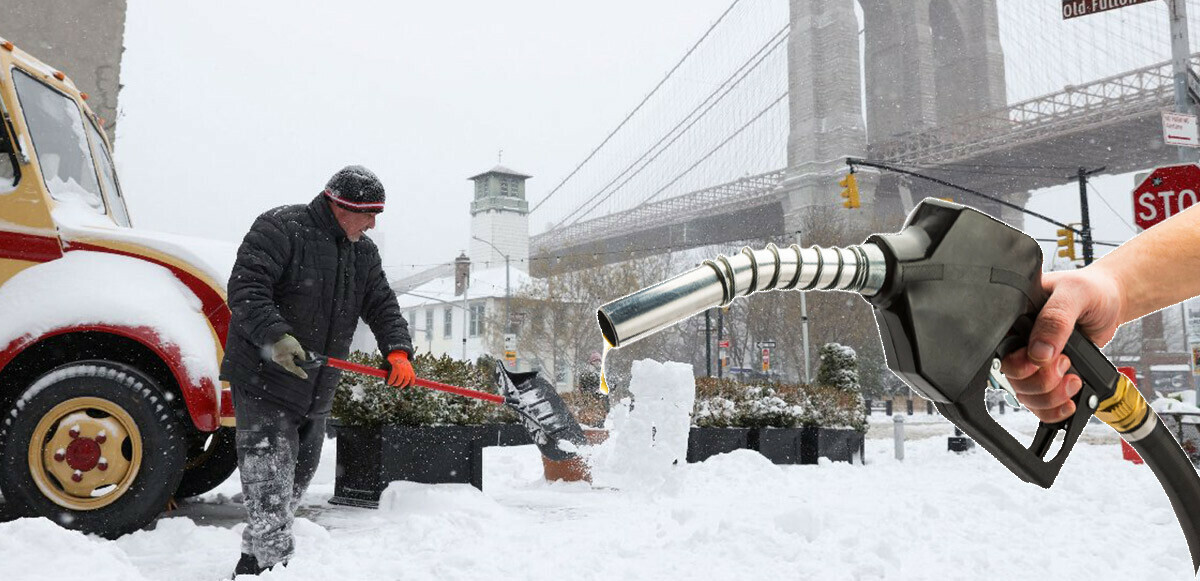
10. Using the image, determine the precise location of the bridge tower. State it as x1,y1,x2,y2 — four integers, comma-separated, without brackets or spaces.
469,165,531,272
779,0,1019,231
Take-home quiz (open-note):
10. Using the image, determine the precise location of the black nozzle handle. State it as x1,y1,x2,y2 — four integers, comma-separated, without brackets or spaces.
951,328,1117,488
937,357,1097,488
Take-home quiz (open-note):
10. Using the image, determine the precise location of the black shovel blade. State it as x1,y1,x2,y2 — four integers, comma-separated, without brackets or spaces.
496,364,588,462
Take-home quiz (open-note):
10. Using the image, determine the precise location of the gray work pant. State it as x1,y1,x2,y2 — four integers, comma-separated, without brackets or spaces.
232,386,325,567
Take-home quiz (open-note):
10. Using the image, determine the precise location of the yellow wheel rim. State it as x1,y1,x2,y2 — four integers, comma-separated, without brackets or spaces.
28,397,143,511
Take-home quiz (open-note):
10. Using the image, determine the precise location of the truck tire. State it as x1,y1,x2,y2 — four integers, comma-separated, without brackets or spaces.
174,427,238,499
0,361,187,538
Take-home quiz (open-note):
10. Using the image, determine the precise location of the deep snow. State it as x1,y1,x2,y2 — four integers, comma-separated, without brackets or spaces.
2,387,1197,580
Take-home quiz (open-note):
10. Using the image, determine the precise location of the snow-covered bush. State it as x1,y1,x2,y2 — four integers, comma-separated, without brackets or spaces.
332,351,517,427
816,342,860,392
692,377,866,431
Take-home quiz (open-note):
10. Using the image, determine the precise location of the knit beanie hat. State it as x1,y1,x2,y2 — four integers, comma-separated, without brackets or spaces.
324,165,385,213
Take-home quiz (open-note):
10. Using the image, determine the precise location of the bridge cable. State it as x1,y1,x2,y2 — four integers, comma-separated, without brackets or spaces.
553,24,789,228
528,0,745,216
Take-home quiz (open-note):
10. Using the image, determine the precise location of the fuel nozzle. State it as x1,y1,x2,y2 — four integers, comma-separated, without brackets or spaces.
597,242,888,349
598,198,1200,572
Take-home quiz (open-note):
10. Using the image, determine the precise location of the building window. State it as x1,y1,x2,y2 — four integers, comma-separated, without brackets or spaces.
469,303,485,337
424,309,433,341
443,307,453,339
475,179,485,199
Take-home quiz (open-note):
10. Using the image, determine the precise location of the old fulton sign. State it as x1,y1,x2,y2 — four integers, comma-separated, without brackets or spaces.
1062,0,1155,19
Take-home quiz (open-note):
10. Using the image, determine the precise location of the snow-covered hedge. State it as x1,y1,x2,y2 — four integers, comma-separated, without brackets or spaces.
332,352,517,427
692,377,866,431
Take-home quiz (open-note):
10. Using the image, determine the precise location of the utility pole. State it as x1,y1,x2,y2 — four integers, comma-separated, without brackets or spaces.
717,307,724,379
1076,167,1104,265
705,308,713,377
795,231,812,382
1169,0,1195,162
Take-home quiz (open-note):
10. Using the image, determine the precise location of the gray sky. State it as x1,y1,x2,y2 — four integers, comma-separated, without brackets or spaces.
115,0,731,277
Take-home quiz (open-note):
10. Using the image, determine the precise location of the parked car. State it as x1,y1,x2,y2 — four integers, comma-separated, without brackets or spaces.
0,35,237,537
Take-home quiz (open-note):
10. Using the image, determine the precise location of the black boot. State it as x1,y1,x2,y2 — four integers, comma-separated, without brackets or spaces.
232,553,266,578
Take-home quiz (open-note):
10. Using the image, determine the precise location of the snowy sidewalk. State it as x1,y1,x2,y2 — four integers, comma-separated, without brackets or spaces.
1,415,1190,580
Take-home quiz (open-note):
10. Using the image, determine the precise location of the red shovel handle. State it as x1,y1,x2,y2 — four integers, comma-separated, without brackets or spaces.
324,356,506,405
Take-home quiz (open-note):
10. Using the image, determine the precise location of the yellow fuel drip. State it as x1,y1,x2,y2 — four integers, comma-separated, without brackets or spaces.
600,341,612,395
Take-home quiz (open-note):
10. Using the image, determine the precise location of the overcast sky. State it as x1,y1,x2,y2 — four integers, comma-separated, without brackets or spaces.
113,0,1189,280
114,0,731,277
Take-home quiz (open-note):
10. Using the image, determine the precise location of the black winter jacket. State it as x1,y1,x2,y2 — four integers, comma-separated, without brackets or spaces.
220,195,413,417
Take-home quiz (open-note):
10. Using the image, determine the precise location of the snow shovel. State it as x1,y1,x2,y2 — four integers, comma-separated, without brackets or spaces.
300,354,588,461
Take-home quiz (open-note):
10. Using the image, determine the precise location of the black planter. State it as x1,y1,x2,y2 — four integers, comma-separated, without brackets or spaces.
813,427,865,464
753,427,814,465
686,426,865,465
686,427,753,463
330,423,529,507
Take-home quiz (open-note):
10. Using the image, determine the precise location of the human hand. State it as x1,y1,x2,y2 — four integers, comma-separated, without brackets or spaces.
385,351,415,388
270,333,309,379
1001,268,1124,423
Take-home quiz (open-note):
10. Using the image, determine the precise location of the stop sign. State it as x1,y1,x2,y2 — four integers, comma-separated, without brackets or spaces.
1133,164,1200,229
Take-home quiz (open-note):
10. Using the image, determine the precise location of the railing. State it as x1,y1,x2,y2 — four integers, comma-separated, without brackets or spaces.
532,169,785,252
871,54,1200,164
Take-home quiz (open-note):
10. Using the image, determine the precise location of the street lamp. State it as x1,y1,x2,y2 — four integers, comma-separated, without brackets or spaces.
471,236,511,334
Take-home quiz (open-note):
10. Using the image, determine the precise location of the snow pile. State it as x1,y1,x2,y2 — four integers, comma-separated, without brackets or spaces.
591,359,695,491
0,252,220,384
0,518,152,581
378,481,509,521
3,410,1197,580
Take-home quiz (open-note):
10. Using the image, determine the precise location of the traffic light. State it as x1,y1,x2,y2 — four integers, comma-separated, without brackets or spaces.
838,172,860,209
1056,227,1077,261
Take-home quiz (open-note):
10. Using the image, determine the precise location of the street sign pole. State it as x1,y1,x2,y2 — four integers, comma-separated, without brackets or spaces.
1170,0,1196,162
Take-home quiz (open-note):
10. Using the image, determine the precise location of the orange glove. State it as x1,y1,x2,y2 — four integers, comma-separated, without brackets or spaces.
386,351,415,388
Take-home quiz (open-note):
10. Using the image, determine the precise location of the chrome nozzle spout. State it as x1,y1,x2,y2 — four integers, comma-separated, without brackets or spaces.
597,243,888,348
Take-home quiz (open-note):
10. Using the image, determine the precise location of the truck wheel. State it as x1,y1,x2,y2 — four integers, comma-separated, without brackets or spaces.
0,361,186,538
174,427,238,499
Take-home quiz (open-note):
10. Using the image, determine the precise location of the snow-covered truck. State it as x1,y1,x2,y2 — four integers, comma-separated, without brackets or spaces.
0,37,239,536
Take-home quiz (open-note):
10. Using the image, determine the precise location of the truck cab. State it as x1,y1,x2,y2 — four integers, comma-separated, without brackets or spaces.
0,36,238,537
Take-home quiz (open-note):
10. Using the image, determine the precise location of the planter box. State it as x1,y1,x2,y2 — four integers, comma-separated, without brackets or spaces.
330,423,529,507
813,427,865,464
686,426,864,465
686,427,754,463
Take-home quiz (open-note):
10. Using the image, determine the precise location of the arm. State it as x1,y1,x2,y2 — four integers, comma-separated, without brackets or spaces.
228,211,293,347
359,243,414,357
1004,203,1200,422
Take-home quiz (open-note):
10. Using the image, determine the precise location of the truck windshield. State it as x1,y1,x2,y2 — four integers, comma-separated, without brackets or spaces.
85,119,130,227
11,68,105,214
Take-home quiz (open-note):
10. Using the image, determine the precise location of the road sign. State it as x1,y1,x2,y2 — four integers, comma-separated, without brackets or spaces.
1062,0,1154,20
504,350,517,363
755,341,776,349
1133,164,1200,230
1162,112,1200,148
718,339,730,349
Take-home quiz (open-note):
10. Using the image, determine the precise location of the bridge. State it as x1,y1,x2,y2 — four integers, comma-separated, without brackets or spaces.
529,0,1200,274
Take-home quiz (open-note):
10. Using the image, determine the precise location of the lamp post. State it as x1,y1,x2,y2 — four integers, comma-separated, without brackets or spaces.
471,236,511,334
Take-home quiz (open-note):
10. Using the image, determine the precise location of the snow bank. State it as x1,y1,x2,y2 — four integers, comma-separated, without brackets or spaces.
0,252,220,385
0,518,152,581
591,359,695,491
